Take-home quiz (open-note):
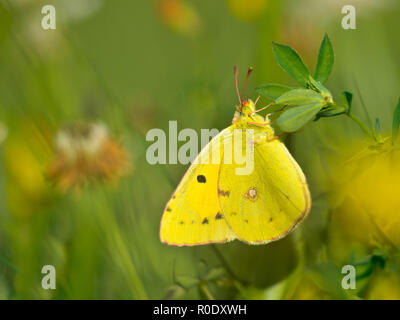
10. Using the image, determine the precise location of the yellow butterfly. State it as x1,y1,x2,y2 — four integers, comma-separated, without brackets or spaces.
160,67,311,246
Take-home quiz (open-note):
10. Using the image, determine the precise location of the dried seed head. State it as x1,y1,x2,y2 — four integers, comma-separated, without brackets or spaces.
47,122,129,192
55,123,108,160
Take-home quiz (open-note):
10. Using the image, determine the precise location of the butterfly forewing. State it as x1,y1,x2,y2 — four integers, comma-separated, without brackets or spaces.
160,129,236,246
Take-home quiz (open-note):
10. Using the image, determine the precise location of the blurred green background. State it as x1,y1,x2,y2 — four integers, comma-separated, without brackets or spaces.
0,0,399,299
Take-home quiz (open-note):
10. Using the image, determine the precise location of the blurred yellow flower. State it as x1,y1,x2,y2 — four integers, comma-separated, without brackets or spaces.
365,268,400,300
3,119,52,218
227,0,268,22
157,0,201,36
47,123,129,192
289,274,332,300
328,139,400,261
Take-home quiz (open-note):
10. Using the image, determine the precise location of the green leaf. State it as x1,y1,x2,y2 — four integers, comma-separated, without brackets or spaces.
392,99,400,140
341,91,353,114
176,275,199,289
315,105,346,120
255,84,292,100
203,267,225,281
373,117,383,142
375,118,381,135
276,102,324,132
308,263,350,299
163,284,185,300
371,254,386,269
272,42,310,86
307,77,333,104
275,88,325,106
314,34,334,84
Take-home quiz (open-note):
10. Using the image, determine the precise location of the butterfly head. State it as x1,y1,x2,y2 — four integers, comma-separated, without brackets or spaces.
238,99,256,115
232,67,255,119
232,99,264,125
232,66,272,128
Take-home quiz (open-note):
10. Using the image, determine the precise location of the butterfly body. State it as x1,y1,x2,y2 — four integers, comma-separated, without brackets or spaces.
160,99,311,246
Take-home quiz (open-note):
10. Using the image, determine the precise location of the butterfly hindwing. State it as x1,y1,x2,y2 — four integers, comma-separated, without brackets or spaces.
218,131,311,244
160,129,236,246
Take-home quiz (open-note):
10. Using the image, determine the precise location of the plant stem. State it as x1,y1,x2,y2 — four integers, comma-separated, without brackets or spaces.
210,245,235,279
0,255,19,272
94,191,149,299
347,113,374,140
199,282,215,300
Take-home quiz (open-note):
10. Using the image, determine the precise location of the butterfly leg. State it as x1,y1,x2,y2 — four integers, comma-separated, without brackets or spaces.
266,129,304,142
249,102,274,116
266,135,283,142
246,121,269,127
265,106,287,120
266,132,289,142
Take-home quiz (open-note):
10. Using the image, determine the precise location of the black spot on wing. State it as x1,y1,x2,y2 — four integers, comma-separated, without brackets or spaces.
202,218,209,224
218,189,230,197
197,175,206,183
215,212,223,220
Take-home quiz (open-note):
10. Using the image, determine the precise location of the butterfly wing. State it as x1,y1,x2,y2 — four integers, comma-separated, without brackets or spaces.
160,128,236,246
218,132,311,244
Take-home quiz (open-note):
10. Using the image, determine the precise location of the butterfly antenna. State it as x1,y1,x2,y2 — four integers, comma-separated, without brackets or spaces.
241,66,253,102
234,66,241,104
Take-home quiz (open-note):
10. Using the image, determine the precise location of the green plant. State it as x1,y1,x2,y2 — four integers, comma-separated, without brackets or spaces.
256,34,399,143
